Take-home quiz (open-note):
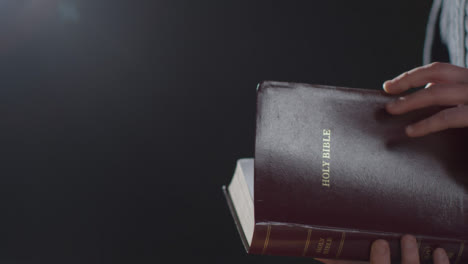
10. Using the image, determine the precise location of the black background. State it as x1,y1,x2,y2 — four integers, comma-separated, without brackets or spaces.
0,1,431,263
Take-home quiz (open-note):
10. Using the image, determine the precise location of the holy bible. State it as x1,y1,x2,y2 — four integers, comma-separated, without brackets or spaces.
223,81,468,263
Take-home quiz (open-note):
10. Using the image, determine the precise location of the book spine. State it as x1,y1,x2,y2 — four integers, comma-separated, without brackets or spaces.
249,223,467,264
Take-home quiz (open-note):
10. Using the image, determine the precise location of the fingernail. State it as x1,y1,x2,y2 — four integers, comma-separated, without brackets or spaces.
406,125,414,136
383,80,391,93
402,235,417,249
434,248,448,263
372,240,389,255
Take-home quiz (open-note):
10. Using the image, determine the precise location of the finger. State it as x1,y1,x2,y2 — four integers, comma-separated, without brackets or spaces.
433,248,450,264
406,105,468,137
370,240,391,264
383,62,468,94
400,235,420,264
386,83,468,115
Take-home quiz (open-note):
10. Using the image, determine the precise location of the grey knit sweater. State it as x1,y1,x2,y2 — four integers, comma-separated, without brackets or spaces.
424,0,468,67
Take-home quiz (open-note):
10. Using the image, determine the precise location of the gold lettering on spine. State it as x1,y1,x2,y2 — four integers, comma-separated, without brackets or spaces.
302,229,312,256
336,232,346,258
323,237,333,255
316,238,325,253
455,241,465,264
261,225,271,255
322,129,331,187
422,246,432,260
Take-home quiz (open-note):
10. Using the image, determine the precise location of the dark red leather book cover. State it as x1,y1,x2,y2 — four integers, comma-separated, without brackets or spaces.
251,81,468,263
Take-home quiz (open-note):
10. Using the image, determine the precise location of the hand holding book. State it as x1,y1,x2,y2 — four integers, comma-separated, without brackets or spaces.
317,63,466,264
383,62,468,137
318,235,450,264
224,80,468,263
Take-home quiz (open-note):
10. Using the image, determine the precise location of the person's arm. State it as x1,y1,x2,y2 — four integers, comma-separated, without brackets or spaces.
382,62,468,137
317,235,449,264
